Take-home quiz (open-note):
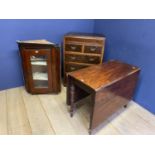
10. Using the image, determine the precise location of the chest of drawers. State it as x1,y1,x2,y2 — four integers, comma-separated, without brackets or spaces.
63,33,106,85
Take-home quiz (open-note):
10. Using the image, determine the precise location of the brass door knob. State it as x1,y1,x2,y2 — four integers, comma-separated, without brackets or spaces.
35,50,39,53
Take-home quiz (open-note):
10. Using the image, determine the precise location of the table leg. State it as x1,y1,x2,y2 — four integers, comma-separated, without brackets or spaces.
88,93,96,134
88,129,92,135
70,84,76,117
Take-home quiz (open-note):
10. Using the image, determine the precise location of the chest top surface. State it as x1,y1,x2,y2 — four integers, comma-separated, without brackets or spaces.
68,60,140,91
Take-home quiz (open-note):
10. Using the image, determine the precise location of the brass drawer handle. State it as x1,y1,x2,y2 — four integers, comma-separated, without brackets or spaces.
70,67,76,71
89,58,95,61
70,56,76,60
70,46,76,50
90,47,96,51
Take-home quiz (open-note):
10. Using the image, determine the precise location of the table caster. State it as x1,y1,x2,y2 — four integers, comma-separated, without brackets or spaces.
124,104,127,108
88,129,92,135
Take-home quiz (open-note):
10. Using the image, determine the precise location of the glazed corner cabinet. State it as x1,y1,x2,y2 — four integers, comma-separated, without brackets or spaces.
63,33,106,86
17,40,61,94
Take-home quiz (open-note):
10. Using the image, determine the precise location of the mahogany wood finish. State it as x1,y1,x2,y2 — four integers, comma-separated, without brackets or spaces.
67,60,140,134
17,40,61,94
63,33,106,85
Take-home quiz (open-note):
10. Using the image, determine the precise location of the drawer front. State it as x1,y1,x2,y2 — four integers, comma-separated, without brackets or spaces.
65,44,82,52
65,63,87,72
23,48,50,55
84,46,102,54
65,54,80,62
65,54,101,64
65,37,104,45
84,55,101,64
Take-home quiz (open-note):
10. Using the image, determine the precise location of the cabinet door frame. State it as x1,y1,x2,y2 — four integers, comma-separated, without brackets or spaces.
24,48,53,94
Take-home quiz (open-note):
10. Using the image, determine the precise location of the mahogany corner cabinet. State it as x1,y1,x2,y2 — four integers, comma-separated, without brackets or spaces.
17,40,61,94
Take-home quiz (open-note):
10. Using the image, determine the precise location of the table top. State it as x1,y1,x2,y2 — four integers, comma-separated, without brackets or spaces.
68,60,140,91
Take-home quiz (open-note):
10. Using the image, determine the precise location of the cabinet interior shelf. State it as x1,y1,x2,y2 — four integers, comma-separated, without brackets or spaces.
31,61,47,66
32,72,48,81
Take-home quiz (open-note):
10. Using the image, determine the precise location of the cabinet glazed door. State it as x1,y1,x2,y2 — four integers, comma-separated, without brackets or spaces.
24,49,52,94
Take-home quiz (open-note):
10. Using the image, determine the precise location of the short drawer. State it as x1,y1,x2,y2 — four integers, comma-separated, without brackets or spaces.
84,46,102,54
65,44,82,52
65,63,87,72
65,54,101,64
83,55,101,64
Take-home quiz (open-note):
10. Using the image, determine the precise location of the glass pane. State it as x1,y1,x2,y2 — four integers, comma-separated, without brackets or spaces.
30,55,48,88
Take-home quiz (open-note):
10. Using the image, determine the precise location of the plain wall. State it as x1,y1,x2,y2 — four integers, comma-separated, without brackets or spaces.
94,19,155,114
0,19,94,90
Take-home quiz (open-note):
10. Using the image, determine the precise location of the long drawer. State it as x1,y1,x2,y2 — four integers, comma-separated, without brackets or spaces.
65,54,101,64
65,37,104,45
65,63,89,72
